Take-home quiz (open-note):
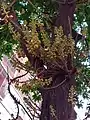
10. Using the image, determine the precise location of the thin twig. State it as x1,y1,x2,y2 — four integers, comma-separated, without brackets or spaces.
10,72,28,83
28,95,41,111
7,0,17,9
24,97,40,117
41,78,67,90
27,0,36,9
9,18,22,33
7,72,33,120
68,16,72,36
17,101,33,120
26,106,40,119
12,56,31,71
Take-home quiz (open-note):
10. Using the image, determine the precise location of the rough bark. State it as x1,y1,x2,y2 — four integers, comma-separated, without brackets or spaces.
55,0,76,36
40,72,76,120
40,1,76,120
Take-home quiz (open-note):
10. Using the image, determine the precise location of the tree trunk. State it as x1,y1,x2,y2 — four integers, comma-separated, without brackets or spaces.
40,1,76,120
55,1,76,36
40,74,76,120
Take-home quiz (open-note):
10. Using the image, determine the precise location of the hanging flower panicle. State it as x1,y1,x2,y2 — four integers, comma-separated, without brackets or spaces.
7,18,75,91
68,85,77,106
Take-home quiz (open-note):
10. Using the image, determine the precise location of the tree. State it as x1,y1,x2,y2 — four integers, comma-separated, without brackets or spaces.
0,0,90,120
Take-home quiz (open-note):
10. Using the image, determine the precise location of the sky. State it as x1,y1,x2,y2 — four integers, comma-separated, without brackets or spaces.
75,98,90,120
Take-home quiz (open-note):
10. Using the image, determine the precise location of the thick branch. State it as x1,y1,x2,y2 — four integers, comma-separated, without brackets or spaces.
8,11,43,70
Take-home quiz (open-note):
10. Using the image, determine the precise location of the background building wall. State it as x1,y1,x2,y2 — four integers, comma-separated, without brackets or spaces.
0,55,30,120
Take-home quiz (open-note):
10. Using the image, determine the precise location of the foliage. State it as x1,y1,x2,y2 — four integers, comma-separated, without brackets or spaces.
0,24,19,58
13,24,75,105
0,0,90,110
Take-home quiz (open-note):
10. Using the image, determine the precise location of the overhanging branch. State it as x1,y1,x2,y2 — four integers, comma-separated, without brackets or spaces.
7,72,33,120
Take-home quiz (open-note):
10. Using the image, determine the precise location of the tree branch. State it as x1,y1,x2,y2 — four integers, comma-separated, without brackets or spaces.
40,77,67,90
23,97,40,117
7,0,17,9
7,73,33,120
8,11,44,70
7,74,19,120
72,29,89,49
10,72,28,83
28,95,41,111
